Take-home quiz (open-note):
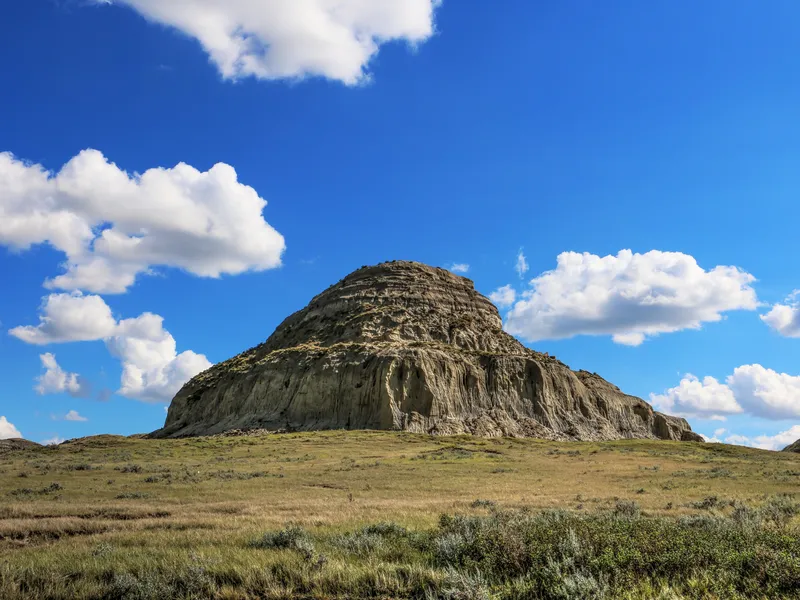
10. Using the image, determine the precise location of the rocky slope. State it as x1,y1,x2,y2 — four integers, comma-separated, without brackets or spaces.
783,439,800,453
0,438,41,453
154,261,702,442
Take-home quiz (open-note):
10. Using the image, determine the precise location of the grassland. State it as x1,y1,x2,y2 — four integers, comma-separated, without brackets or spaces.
0,431,799,599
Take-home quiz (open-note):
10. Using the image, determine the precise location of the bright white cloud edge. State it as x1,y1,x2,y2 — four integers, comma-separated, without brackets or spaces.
652,365,800,421
12,293,212,403
504,249,758,345
100,0,441,85
36,353,92,398
0,416,22,440
701,425,800,451
0,149,285,294
64,410,88,422
761,291,800,338
489,285,516,309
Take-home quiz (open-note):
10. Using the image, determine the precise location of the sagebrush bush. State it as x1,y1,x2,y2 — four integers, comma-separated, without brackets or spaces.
249,525,316,560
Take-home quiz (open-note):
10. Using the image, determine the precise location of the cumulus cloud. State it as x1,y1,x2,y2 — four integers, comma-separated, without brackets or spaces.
13,294,212,403
761,291,800,338
10,293,117,345
36,353,92,398
98,0,440,84
107,313,213,403
0,416,22,440
515,250,529,279
652,365,800,421
489,285,516,309
727,365,800,420
505,250,758,345
650,374,742,421
450,263,470,274
0,150,285,294
716,426,800,451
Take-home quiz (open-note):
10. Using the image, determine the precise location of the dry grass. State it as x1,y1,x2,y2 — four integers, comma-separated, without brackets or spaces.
0,431,798,598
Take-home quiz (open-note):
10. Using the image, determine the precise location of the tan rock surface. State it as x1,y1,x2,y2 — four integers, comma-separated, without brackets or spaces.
154,261,702,442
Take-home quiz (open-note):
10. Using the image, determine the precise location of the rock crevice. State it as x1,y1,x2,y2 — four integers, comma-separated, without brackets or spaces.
154,261,701,442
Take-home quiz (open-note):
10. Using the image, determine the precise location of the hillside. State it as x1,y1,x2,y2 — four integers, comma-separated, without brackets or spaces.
1,432,798,599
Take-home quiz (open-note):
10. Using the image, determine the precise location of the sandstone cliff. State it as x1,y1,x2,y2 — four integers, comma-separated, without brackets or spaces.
154,261,702,442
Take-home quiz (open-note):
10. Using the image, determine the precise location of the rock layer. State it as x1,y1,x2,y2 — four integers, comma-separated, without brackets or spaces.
0,439,41,453
155,261,702,442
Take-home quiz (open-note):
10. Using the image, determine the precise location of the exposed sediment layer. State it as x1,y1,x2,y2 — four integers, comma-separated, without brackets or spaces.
155,261,701,442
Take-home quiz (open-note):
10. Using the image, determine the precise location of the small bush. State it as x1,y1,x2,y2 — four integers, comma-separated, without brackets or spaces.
115,491,150,500
333,530,385,556
249,525,316,560
760,494,800,527
120,464,143,474
67,464,96,471
692,495,723,510
428,568,493,600
362,521,408,537
612,499,640,519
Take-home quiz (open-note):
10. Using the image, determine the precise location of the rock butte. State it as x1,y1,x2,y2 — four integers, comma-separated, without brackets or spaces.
155,261,702,442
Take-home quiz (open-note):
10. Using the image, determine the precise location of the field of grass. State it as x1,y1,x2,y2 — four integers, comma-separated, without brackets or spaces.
0,431,799,599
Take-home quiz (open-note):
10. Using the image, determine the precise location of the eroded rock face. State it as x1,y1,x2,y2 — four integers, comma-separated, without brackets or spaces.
154,261,702,442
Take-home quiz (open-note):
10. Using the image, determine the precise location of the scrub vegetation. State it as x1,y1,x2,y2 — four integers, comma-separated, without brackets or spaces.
0,431,798,599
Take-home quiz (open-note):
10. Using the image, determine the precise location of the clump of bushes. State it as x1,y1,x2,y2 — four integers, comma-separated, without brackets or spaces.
249,525,316,560
427,504,799,598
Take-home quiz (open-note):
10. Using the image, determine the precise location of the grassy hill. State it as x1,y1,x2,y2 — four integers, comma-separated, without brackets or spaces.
1,431,799,599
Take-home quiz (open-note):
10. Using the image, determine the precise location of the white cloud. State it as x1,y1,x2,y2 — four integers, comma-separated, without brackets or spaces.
36,353,92,398
724,434,751,446
515,249,529,279
714,428,727,438
652,364,800,421
107,312,213,403
41,436,65,446
0,416,22,440
10,293,117,345
505,250,758,345
0,150,285,294
611,332,647,347
99,0,440,84
727,365,800,420
13,294,212,403
489,285,516,309
761,291,800,338
450,263,470,274
719,426,800,451
750,425,800,450
64,410,88,422
650,374,742,421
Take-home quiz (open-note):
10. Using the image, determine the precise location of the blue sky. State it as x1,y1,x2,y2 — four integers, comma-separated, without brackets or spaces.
1,0,799,448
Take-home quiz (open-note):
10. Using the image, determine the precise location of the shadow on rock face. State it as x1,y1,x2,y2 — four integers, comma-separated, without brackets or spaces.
154,261,702,443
